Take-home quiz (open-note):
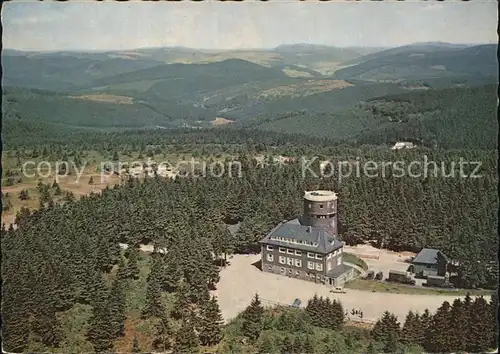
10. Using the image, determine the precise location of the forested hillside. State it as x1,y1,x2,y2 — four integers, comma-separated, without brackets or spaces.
2,134,498,351
224,82,408,120
334,43,498,81
354,84,498,149
2,53,162,92
2,88,186,129
243,84,497,150
5,82,496,150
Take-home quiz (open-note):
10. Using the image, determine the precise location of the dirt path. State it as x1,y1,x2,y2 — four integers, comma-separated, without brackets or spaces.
212,254,488,324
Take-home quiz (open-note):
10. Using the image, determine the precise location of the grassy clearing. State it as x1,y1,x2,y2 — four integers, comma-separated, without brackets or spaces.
0,150,256,226
257,79,353,99
344,252,369,270
1,163,122,226
68,94,134,105
345,278,493,296
57,304,94,354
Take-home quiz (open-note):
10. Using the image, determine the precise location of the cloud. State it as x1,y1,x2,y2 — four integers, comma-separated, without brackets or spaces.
1,1,497,51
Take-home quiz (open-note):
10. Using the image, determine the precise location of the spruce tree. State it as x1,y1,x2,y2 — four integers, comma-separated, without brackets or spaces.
489,293,499,349
30,297,63,348
371,311,400,343
172,281,191,320
108,276,126,337
305,294,322,327
152,313,173,351
448,298,467,351
383,332,400,353
424,301,452,353
87,301,114,353
330,298,345,329
163,256,182,292
124,245,140,280
116,257,128,280
186,265,210,304
241,294,265,343
141,275,165,319
173,317,199,354
401,310,419,344
417,309,431,347
467,296,492,352
198,296,224,346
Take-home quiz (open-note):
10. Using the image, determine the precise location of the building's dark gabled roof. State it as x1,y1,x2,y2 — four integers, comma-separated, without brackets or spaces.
259,218,343,254
412,248,448,265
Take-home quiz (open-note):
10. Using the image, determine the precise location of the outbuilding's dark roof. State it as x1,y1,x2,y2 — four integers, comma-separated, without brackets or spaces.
412,248,448,265
259,218,343,254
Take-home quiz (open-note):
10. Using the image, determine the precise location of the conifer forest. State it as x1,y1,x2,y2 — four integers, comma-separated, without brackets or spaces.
2,4,499,352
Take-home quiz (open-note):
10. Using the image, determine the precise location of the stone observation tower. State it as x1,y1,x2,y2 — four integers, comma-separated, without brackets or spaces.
259,189,353,287
302,190,338,235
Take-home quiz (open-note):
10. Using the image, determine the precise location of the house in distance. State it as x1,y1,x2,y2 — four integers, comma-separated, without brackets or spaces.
260,190,355,287
410,248,449,278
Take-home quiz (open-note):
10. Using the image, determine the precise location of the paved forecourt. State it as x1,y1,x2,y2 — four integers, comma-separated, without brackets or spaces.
212,254,488,324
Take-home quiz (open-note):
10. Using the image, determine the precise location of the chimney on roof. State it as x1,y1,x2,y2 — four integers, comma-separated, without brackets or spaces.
307,226,312,233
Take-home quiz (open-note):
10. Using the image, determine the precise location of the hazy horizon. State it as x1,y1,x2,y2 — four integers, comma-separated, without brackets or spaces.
3,41,495,54
2,1,497,52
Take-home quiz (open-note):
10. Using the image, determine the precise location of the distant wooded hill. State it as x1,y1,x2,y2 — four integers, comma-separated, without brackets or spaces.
333,43,497,82
238,84,498,150
2,42,497,149
4,84,497,150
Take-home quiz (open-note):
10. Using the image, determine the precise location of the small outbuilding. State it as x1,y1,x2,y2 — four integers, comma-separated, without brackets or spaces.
410,248,448,278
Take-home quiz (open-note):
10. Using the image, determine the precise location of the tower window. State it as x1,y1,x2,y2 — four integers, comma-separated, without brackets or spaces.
319,204,324,209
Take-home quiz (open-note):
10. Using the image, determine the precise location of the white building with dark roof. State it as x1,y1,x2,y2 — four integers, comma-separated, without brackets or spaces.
260,190,355,287
410,248,449,278
391,141,416,150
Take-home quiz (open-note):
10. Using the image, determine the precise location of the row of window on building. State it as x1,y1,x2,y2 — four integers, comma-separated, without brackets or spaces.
266,264,324,280
307,202,334,209
308,214,335,219
266,245,342,259
269,237,319,247
266,254,325,271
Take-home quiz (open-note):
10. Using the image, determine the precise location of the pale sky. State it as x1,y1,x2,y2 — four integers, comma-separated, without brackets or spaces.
2,1,498,51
